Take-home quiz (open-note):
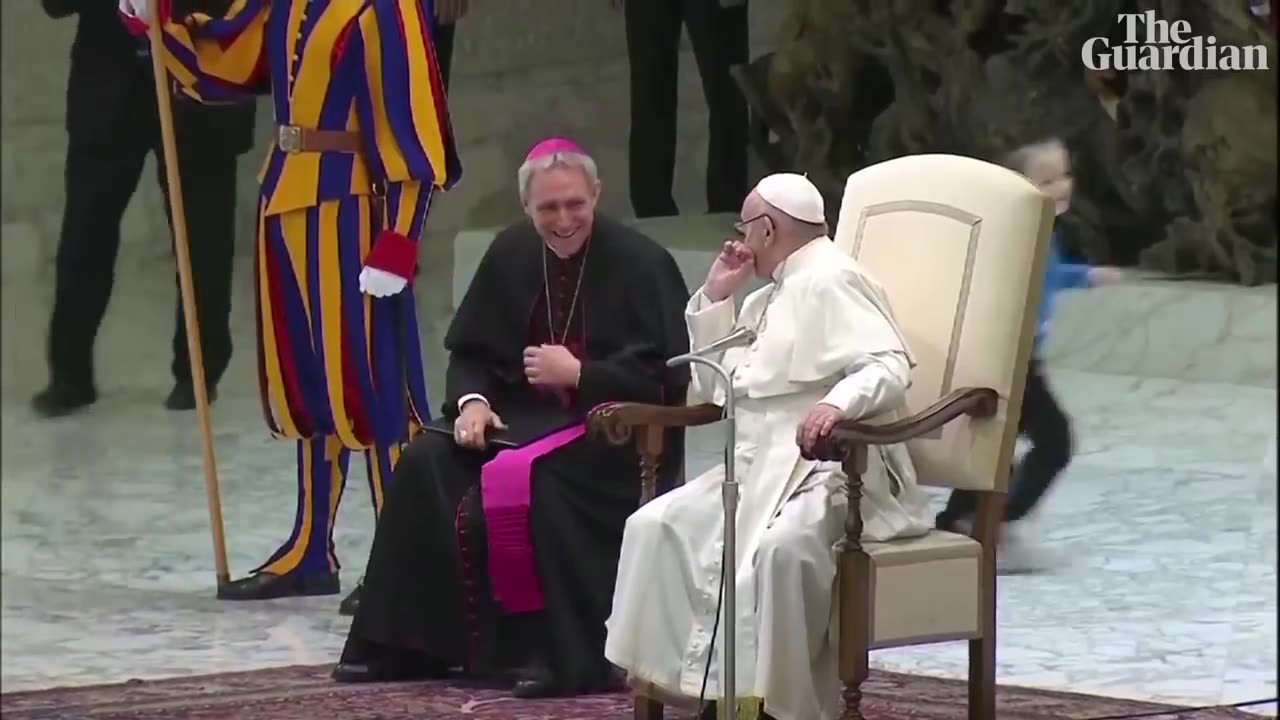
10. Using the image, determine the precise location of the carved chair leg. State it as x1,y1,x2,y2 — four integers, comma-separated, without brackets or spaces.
969,491,1001,720
841,557,872,720
845,655,870,720
633,697,663,720
968,634,996,720
841,451,872,720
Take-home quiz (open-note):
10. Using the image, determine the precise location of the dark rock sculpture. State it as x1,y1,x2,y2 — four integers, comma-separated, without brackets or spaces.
739,0,1277,284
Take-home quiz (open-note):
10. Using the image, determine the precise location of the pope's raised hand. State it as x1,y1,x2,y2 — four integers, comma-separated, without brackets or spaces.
703,240,754,302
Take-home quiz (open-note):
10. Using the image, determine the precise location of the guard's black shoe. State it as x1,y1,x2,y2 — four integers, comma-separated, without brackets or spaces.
216,570,340,600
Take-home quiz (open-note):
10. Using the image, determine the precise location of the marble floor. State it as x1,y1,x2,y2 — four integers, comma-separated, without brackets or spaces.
1,260,1276,716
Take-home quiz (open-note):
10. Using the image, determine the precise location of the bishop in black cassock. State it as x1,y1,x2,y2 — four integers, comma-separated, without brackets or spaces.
335,141,691,699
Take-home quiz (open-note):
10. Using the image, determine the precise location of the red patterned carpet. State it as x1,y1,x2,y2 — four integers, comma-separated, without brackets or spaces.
0,665,1258,720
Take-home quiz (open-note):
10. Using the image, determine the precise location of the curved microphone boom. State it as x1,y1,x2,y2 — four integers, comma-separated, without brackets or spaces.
666,326,757,368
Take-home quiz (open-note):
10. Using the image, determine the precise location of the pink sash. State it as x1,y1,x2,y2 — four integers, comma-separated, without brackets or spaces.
479,423,587,614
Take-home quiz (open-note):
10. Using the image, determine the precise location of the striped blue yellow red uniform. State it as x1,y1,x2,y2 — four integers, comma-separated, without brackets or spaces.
158,0,460,579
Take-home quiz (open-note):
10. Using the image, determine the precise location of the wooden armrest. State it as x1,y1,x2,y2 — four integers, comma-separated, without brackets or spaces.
588,402,723,504
589,402,723,446
809,387,999,461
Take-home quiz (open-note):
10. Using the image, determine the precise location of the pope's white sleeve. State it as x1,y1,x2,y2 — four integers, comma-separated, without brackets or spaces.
820,350,911,420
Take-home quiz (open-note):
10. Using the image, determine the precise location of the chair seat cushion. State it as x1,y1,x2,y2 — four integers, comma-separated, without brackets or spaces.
839,530,983,653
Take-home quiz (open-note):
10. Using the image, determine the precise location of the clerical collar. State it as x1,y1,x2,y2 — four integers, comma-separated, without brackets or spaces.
771,235,831,282
544,236,591,263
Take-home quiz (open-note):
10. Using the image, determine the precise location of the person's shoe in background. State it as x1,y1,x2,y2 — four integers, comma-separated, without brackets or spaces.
998,520,1058,574
31,382,97,418
165,381,217,411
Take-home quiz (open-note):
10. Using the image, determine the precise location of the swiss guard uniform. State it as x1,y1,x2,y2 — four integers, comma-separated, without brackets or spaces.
119,0,461,600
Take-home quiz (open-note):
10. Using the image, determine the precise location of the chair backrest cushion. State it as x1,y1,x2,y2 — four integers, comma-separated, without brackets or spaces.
834,154,1054,492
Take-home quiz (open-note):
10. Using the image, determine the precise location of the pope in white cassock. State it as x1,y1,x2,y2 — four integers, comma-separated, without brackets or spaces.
604,174,933,720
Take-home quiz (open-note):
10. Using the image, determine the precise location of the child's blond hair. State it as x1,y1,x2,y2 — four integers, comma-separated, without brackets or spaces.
1001,137,1067,176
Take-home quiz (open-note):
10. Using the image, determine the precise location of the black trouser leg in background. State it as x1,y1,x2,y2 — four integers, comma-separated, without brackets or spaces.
681,0,749,214
1003,356,1073,521
159,125,238,390
46,127,151,391
624,0,683,218
624,0,750,218
433,20,456,92
936,356,1074,528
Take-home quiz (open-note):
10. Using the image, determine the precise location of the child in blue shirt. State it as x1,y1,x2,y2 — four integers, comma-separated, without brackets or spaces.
936,137,1123,571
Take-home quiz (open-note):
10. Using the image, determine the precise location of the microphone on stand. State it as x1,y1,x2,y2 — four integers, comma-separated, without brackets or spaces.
666,327,757,367
663,324,756,720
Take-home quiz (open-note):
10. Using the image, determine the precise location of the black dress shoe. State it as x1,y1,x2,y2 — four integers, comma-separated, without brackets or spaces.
216,570,340,600
332,655,453,683
32,383,97,418
511,676,560,699
165,382,217,411
339,580,362,616
331,662,379,683
510,664,559,699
